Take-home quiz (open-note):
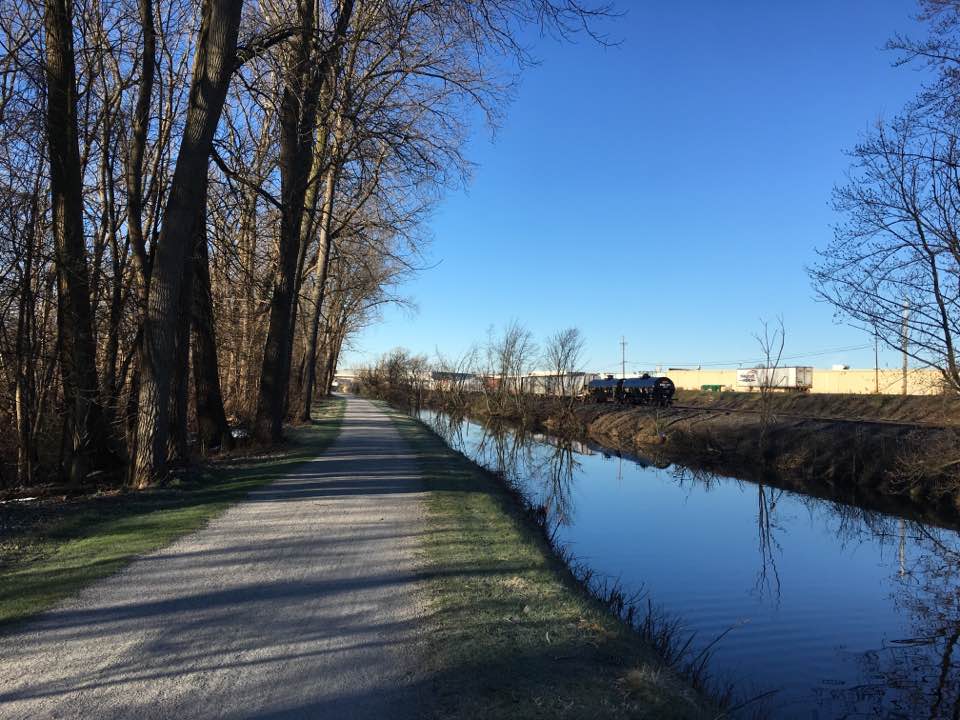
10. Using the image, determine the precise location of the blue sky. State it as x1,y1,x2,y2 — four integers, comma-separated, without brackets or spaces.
343,0,931,375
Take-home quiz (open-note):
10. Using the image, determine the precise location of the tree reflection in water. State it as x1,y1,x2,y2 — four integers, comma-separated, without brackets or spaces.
672,466,785,606
418,409,960,718
754,485,784,605
841,523,960,719
418,410,581,536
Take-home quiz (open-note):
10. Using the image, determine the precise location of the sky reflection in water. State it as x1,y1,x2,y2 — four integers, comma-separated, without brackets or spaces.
418,409,960,719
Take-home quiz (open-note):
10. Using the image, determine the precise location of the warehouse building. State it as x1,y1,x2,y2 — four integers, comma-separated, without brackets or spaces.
651,367,945,395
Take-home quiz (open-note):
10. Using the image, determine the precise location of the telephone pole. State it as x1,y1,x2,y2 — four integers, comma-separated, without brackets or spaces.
874,326,879,394
620,336,627,379
901,300,910,396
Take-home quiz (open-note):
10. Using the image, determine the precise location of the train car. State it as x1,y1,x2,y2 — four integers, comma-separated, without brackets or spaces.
622,374,675,407
584,376,622,403
584,374,675,407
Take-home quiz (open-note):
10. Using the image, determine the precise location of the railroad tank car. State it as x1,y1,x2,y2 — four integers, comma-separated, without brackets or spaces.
623,374,676,406
584,374,675,407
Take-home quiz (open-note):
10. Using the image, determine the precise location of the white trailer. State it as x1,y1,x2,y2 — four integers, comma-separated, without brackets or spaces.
736,366,813,391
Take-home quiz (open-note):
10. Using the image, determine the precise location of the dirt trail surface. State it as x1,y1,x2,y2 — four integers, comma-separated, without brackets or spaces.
0,397,426,719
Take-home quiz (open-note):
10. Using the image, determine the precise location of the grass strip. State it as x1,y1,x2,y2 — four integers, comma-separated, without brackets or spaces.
387,406,713,720
0,397,345,629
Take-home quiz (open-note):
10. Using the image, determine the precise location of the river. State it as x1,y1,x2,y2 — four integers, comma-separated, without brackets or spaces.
416,408,960,719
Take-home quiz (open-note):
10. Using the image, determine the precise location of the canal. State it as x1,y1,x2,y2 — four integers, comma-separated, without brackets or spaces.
417,409,960,719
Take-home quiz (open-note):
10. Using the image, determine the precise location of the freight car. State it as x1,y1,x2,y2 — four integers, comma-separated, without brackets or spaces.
584,374,675,407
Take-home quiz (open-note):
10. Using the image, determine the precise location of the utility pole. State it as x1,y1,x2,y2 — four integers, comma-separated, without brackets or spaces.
874,326,879,394
620,336,627,379
901,300,910,396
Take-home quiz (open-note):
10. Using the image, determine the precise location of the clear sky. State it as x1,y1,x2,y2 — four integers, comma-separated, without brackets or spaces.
342,0,932,375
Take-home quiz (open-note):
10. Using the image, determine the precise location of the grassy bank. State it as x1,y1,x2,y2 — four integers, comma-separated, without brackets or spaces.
0,397,345,628
387,407,715,720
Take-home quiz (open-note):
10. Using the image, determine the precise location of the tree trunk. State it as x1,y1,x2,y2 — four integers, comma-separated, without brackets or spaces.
323,327,345,396
300,133,341,420
253,74,318,439
133,0,243,487
192,185,234,452
126,0,155,282
237,188,257,403
284,123,331,418
253,0,354,443
14,198,37,486
44,0,113,485
168,236,194,463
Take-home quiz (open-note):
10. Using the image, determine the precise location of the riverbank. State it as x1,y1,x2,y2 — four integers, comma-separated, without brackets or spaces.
423,391,960,525
0,398,345,627
408,401,960,718
386,406,719,720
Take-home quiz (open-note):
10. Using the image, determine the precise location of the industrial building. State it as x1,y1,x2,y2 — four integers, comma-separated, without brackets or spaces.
336,366,949,397
641,367,945,395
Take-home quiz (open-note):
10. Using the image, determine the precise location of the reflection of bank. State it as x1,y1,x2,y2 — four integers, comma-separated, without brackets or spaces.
585,440,669,470
529,431,594,457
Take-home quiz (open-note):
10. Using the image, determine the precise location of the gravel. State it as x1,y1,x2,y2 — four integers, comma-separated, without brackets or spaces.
0,397,427,719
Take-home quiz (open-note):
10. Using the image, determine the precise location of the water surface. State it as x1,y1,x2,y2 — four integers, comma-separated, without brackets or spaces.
417,409,960,719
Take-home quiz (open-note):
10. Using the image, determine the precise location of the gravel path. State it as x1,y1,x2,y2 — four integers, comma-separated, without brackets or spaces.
0,397,427,719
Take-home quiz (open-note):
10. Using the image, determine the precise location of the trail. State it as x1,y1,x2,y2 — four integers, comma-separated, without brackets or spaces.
0,397,426,719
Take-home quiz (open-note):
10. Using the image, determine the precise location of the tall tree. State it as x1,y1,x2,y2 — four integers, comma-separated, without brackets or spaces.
133,0,243,486
812,114,960,392
192,180,233,451
44,0,113,484
254,0,355,442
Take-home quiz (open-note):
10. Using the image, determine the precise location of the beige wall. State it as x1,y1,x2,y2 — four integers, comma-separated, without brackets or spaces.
665,368,945,396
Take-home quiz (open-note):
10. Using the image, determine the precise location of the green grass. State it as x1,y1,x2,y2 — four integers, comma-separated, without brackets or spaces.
386,407,712,720
0,397,345,628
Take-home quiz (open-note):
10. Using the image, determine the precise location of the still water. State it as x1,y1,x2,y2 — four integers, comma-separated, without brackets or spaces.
417,409,960,719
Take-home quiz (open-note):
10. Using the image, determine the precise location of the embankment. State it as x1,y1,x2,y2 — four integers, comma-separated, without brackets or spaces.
386,405,719,720
425,391,960,523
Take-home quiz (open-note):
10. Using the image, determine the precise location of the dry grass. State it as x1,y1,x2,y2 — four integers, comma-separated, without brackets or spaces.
673,389,960,426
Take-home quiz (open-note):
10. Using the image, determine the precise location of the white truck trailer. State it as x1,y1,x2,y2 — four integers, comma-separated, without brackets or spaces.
735,366,813,392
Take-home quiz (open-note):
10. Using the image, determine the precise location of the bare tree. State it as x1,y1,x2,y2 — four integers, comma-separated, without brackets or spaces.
811,114,960,393
433,346,480,408
253,0,356,443
0,0,613,489
191,185,233,452
888,0,960,117
134,0,244,486
753,316,785,449
44,0,114,484
810,3,960,396
543,326,585,400
487,320,538,416
358,346,428,408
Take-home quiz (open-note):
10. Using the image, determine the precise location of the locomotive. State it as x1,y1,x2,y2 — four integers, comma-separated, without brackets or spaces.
584,373,676,407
